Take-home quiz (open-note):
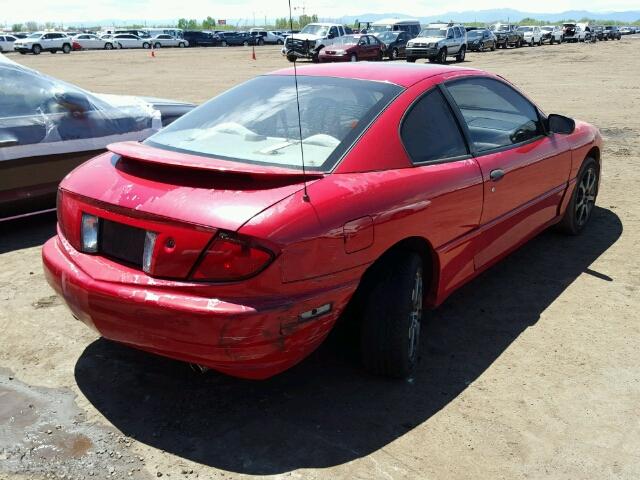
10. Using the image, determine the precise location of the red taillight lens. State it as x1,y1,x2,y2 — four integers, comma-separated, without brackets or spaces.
191,233,274,281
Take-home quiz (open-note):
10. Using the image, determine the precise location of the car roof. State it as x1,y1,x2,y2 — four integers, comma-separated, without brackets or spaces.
269,63,482,88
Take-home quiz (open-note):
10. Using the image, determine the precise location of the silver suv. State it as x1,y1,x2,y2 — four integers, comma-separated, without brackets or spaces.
405,23,467,63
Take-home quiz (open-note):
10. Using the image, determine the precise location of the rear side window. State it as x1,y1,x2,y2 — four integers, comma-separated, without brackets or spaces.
445,77,543,153
401,88,468,164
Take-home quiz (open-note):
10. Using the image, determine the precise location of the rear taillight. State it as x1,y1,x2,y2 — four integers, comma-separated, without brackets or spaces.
191,232,274,281
81,213,100,253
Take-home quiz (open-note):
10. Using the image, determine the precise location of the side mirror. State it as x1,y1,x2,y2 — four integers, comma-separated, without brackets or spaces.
548,114,575,134
55,92,92,118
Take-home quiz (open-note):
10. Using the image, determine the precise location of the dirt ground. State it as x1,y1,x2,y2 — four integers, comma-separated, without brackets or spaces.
1,38,639,480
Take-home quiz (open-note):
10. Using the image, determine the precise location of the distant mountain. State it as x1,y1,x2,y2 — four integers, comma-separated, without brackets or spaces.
336,9,640,25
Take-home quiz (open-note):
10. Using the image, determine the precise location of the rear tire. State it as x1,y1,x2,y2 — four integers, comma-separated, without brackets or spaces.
350,53,357,62
455,45,465,62
361,252,424,378
557,157,599,235
390,47,399,60
143,42,150,49
154,42,161,49
104,43,113,50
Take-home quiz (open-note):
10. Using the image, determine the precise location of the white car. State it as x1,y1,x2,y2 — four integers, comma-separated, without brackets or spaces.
517,26,543,46
150,35,188,48
73,33,114,50
562,23,589,42
282,23,348,61
13,32,73,55
541,26,563,44
113,34,151,49
249,29,285,45
0,35,17,53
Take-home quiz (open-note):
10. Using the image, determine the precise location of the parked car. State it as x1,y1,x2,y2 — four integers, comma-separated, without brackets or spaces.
0,35,17,53
466,29,496,51
405,24,467,64
183,30,221,47
13,32,72,55
151,35,188,48
562,23,588,42
0,55,194,221
318,34,384,62
603,26,622,40
541,25,563,44
517,26,543,46
114,29,151,39
490,23,524,48
590,25,605,41
283,23,348,62
113,34,151,49
249,29,285,45
366,18,421,38
374,30,411,59
72,33,114,50
42,63,603,380
218,31,258,46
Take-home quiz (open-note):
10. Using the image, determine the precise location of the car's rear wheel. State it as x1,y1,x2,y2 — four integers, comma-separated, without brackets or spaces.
558,157,599,235
62,44,71,54
154,42,161,49
179,42,186,47
32,44,41,55
243,41,249,46
104,43,113,50
143,42,150,49
361,252,424,378
455,45,465,62
277,39,283,45
437,47,447,63
390,47,399,60
376,50,383,61
538,38,543,46
221,41,227,47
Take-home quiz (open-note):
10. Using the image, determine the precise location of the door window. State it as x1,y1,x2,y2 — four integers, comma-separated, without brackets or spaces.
400,88,468,163
445,77,543,153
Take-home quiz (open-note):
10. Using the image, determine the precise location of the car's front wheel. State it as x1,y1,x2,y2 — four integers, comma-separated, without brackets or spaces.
361,252,424,378
143,42,150,49
62,44,71,53
32,44,42,55
558,157,599,235
154,42,161,49
350,53,357,62
437,47,447,63
104,42,113,50
390,47,399,60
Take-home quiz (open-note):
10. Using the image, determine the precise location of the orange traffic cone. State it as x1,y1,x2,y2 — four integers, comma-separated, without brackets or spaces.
252,45,256,60
151,48,155,58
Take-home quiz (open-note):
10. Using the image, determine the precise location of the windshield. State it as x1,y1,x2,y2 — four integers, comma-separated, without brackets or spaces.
146,75,402,172
300,24,328,36
376,31,400,41
27,33,43,39
419,28,446,37
518,27,533,32
333,35,359,45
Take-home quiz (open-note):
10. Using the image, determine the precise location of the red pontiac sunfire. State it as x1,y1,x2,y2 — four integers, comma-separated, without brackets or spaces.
43,63,602,380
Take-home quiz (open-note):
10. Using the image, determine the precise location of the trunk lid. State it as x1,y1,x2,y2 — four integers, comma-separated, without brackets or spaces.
60,142,319,232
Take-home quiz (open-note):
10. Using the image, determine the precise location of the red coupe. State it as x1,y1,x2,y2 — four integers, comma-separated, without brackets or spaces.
42,64,602,380
318,34,384,62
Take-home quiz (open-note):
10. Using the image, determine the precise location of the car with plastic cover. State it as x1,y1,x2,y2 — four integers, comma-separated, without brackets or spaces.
0,55,194,220
43,63,603,380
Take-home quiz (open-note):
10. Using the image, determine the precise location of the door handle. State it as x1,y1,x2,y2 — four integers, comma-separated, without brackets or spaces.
490,169,505,181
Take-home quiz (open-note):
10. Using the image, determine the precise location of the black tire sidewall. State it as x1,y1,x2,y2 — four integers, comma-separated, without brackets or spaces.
559,157,599,235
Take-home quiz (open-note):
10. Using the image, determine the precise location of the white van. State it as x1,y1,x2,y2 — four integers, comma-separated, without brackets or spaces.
367,18,421,38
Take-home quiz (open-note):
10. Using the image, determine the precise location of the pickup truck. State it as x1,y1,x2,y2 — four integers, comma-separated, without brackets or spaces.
489,24,524,48
283,23,347,62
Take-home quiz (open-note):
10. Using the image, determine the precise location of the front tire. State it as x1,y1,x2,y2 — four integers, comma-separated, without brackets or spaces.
557,157,599,235
104,43,113,50
350,53,357,62
179,42,186,48
154,42,161,49
437,47,447,63
390,47,399,60
32,44,42,55
143,42,150,49
361,252,424,378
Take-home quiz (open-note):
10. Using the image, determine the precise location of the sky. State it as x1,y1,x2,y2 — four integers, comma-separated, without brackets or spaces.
2,0,639,25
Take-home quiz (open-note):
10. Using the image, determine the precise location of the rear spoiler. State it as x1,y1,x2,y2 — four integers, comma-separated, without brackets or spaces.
108,141,324,179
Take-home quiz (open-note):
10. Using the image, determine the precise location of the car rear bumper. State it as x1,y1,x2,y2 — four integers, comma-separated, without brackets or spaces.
42,234,357,379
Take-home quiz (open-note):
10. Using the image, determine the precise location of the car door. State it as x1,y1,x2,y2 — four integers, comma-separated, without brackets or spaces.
443,76,572,269
399,85,483,297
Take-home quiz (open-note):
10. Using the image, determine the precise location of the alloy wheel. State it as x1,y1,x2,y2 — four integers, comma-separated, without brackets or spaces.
575,167,597,226
408,269,423,362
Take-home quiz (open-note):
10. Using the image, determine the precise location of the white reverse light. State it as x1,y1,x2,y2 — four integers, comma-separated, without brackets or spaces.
81,213,100,253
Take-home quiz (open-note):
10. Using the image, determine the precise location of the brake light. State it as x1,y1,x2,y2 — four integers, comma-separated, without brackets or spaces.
191,232,275,281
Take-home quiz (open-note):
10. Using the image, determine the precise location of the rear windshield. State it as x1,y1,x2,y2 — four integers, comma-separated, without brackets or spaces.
146,75,402,171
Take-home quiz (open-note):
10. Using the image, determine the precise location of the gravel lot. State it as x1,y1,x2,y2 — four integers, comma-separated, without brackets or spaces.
1,39,639,479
